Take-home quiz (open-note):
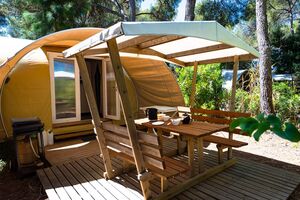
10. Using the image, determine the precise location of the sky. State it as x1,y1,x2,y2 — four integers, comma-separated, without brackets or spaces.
141,0,201,21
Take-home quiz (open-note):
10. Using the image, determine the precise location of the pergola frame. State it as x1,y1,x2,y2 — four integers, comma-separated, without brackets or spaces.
64,21,259,199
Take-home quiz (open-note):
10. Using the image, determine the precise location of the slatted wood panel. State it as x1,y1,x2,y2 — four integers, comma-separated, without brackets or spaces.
39,138,300,200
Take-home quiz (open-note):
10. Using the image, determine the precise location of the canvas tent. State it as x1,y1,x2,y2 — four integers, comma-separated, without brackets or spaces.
0,28,184,140
63,21,259,199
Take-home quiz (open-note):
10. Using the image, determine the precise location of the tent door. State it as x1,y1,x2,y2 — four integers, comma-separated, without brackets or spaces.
80,59,103,119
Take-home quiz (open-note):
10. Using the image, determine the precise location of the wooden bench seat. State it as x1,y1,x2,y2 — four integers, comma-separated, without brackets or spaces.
203,135,248,148
102,122,190,192
191,108,251,163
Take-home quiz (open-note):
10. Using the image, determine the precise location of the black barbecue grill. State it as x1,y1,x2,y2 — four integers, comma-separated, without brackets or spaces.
11,117,45,176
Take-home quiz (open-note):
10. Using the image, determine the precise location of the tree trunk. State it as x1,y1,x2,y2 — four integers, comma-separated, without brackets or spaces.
129,0,136,21
185,0,196,21
256,0,274,114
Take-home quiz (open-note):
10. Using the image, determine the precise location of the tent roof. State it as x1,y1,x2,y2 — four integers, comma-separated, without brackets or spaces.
64,21,259,66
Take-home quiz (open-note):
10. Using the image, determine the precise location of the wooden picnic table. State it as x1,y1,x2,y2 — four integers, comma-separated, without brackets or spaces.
138,119,228,174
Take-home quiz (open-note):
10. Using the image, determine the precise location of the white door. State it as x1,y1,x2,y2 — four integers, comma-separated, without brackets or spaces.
49,53,81,123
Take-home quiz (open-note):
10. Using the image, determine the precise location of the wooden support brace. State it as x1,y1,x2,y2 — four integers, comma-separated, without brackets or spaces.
161,177,168,192
227,132,233,160
197,138,204,173
216,144,224,164
106,38,151,199
190,62,198,107
229,56,239,111
75,54,114,179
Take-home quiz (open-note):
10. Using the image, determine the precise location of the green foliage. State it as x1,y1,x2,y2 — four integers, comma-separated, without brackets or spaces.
137,0,181,21
270,24,300,76
273,82,300,121
176,64,226,110
195,0,250,28
0,0,144,39
230,113,300,142
235,82,300,122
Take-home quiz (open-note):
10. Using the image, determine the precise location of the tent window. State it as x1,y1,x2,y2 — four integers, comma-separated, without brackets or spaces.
49,53,81,123
103,60,120,120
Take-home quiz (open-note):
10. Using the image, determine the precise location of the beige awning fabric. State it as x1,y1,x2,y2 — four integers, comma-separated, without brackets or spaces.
64,21,259,66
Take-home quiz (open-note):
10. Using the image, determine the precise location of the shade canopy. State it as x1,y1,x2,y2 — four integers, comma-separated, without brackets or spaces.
64,21,259,66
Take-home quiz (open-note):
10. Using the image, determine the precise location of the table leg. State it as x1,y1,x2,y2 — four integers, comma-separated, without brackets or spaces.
197,137,204,173
187,137,195,175
157,129,164,155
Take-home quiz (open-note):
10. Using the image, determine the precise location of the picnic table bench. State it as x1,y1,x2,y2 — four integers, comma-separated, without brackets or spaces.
102,122,191,192
190,108,250,163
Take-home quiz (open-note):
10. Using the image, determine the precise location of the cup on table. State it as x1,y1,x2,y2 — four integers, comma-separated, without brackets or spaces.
163,115,171,121
157,113,166,121
170,118,181,125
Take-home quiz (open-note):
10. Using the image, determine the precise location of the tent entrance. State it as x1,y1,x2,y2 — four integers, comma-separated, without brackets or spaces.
81,58,103,120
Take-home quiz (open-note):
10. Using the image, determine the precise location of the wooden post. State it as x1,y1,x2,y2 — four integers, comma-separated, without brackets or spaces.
228,56,239,160
229,56,239,111
106,38,151,199
190,62,198,107
75,54,114,179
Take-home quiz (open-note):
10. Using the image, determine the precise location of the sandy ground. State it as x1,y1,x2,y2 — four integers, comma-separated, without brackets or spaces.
209,131,300,167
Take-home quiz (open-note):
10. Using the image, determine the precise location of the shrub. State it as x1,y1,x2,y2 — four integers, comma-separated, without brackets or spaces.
176,64,226,110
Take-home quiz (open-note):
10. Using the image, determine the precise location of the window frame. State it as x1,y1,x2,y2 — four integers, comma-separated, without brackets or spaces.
102,59,121,120
48,52,81,124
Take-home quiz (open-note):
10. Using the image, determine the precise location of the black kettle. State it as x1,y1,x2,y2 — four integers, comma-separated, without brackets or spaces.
146,108,158,121
182,113,191,124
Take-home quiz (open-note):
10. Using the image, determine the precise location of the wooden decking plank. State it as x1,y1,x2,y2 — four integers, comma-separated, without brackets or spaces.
174,175,216,200
225,165,293,195
37,170,60,200
204,152,298,188
229,165,296,190
204,177,251,200
57,164,94,200
109,159,153,198
108,153,161,197
197,180,241,200
192,183,232,200
182,187,213,200
237,159,300,182
72,160,119,200
232,161,299,185
64,162,105,200
89,156,145,200
50,166,82,200
78,158,121,200
43,168,72,200
212,173,274,200
216,171,287,199
86,156,140,200
83,157,132,200
205,150,300,182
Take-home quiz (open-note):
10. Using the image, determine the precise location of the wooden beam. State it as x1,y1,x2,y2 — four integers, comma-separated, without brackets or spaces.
106,38,151,199
83,48,108,56
122,47,185,66
75,54,114,179
118,35,162,50
229,56,239,111
138,35,184,49
189,62,198,107
83,35,162,56
185,54,256,66
155,158,236,200
166,44,232,59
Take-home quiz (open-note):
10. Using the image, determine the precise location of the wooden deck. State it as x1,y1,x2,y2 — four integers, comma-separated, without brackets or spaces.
39,137,300,200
